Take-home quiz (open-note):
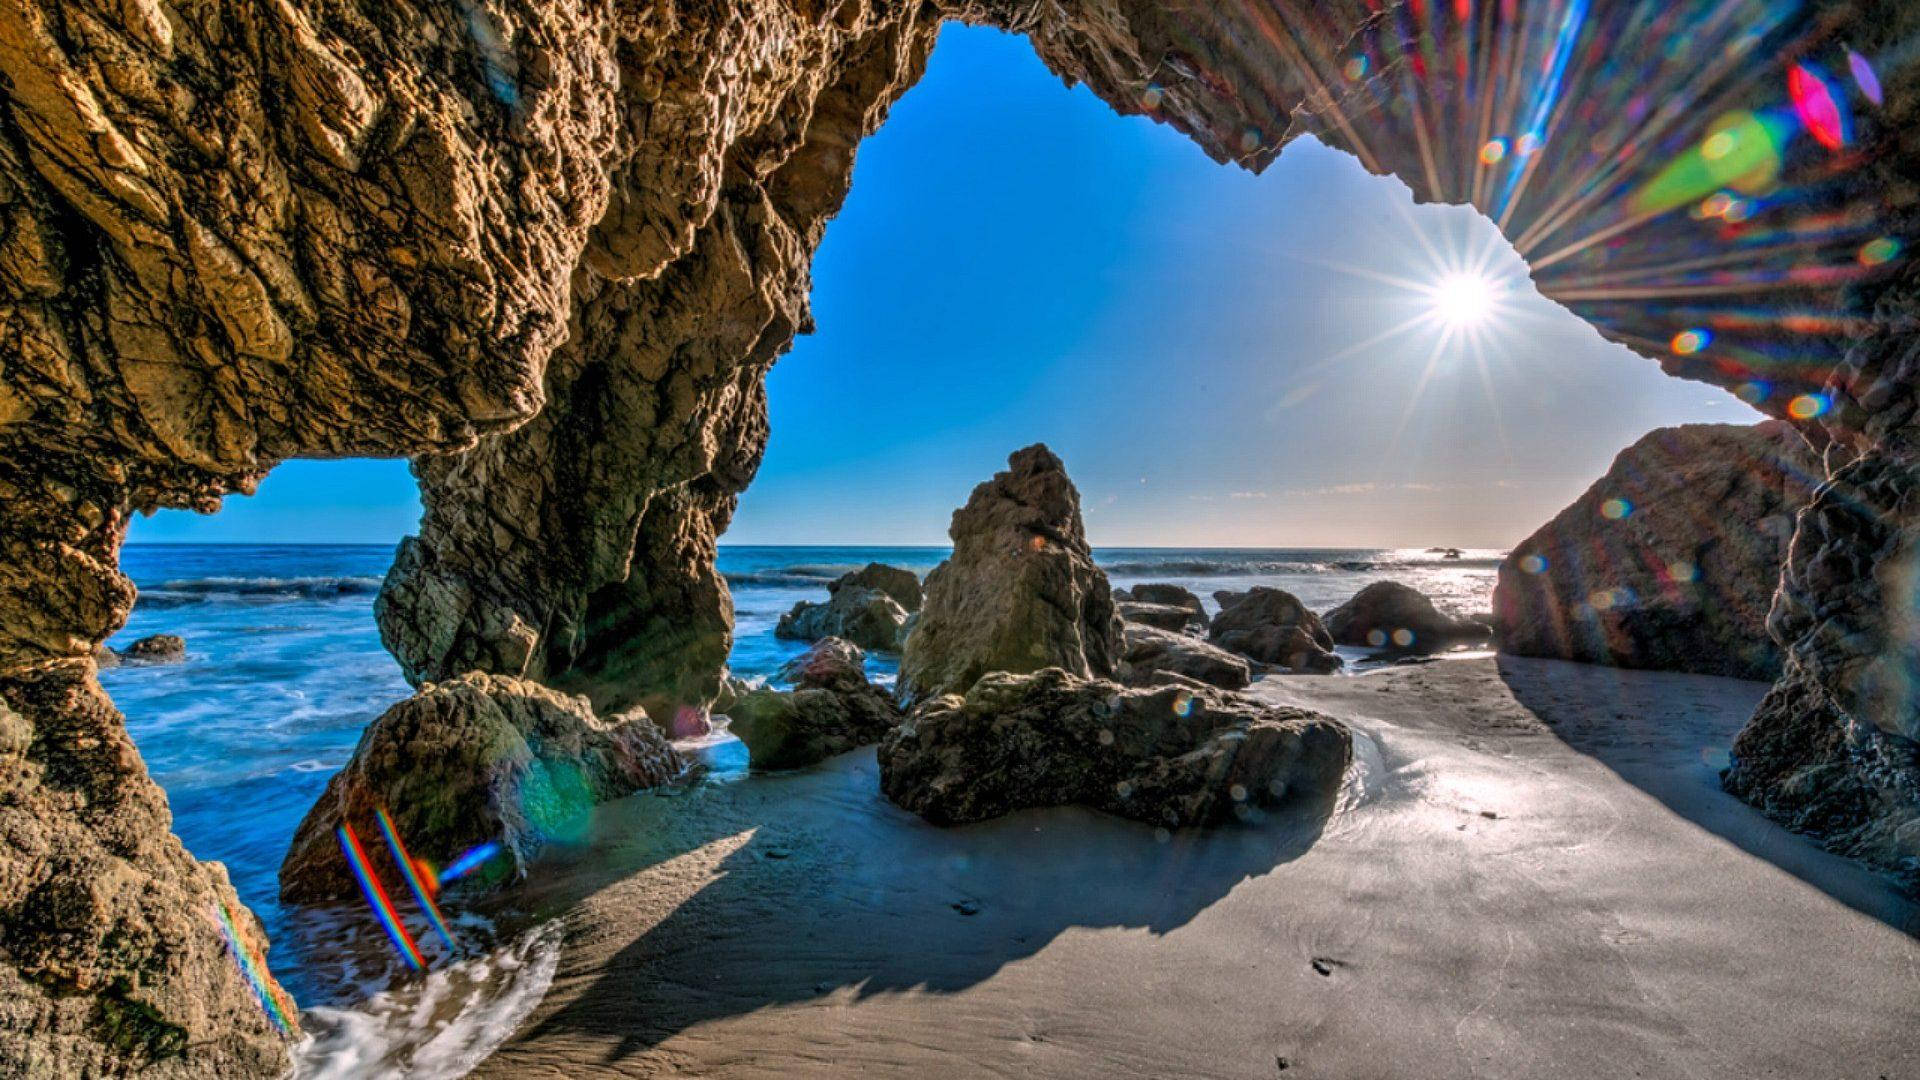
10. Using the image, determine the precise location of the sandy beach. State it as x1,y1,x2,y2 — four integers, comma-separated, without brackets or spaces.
471,656,1920,1079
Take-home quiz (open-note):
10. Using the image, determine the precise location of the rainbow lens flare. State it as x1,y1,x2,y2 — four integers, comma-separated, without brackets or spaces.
375,807,456,953
212,901,295,1035
1788,64,1850,151
1787,392,1831,420
1671,328,1711,355
338,823,424,971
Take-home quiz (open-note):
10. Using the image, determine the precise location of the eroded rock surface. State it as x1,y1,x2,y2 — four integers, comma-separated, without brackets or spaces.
831,563,923,612
1118,623,1253,691
776,585,911,652
280,672,684,902
879,668,1350,827
2,0,1917,1070
728,638,900,770
898,445,1121,704
1325,582,1491,655
1210,588,1342,673
1494,423,1818,681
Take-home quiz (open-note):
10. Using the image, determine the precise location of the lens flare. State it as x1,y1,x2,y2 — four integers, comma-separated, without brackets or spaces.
212,901,295,1035
1480,138,1509,165
1859,237,1901,267
1601,497,1634,520
1671,328,1711,354
1787,392,1831,420
1847,49,1883,106
1788,64,1850,151
338,823,424,971
374,807,456,953
1431,272,1500,327
439,841,502,886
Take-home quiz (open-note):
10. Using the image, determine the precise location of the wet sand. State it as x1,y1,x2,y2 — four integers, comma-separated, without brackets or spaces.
476,656,1920,1079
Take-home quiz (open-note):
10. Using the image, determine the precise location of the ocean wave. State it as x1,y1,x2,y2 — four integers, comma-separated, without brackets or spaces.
135,576,384,608
291,920,561,1080
1101,555,1504,577
723,567,860,588
1100,559,1341,577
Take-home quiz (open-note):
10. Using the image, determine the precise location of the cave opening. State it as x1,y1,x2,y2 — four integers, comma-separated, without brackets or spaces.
3,1,1916,1076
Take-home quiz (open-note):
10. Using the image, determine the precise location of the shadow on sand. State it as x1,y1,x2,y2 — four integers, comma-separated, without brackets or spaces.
1496,654,1919,936
492,747,1341,1063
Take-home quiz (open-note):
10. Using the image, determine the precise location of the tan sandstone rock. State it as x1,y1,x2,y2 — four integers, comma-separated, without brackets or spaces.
898,445,1121,704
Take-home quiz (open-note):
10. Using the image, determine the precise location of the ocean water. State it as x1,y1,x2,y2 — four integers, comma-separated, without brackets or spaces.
99,543,1499,1071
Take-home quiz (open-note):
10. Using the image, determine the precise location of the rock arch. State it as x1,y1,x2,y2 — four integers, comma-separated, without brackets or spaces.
0,0,1913,1073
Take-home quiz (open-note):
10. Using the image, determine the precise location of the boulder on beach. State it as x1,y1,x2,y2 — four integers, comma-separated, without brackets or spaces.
1493,421,1817,681
1209,588,1342,673
829,562,923,612
119,634,186,664
879,667,1350,828
776,585,911,653
279,672,686,902
1118,623,1252,690
1116,600,1207,634
729,639,901,770
1323,581,1492,655
898,445,1120,704
1131,583,1207,621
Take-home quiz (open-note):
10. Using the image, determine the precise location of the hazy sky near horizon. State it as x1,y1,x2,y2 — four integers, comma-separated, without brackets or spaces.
132,25,1747,550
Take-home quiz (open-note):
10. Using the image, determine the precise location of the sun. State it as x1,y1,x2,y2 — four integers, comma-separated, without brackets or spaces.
1429,272,1501,329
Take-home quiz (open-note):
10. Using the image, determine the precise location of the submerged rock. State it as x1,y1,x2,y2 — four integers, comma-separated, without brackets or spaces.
829,563,923,612
729,639,901,770
119,634,187,664
1494,422,1817,681
1118,623,1252,691
279,673,685,902
1209,588,1342,673
898,445,1121,704
776,586,911,653
1323,581,1491,655
879,668,1350,827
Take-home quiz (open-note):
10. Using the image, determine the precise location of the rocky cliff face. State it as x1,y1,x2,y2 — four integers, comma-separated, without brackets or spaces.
2,0,1917,1072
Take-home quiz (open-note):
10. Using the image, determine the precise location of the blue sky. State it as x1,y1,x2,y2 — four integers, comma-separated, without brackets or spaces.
132,25,1742,549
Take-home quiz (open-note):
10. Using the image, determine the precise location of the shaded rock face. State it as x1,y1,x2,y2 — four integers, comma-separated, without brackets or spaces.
898,445,1121,703
1209,588,1342,673
280,673,684,903
1325,582,1491,655
727,638,901,771
878,668,1351,828
830,563,923,612
1118,623,1253,691
776,586,911,652
1494,423,1818,682
1,0,1916,1070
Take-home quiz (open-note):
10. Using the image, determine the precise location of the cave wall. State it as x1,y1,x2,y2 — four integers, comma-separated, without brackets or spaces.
1,0,1916,1073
